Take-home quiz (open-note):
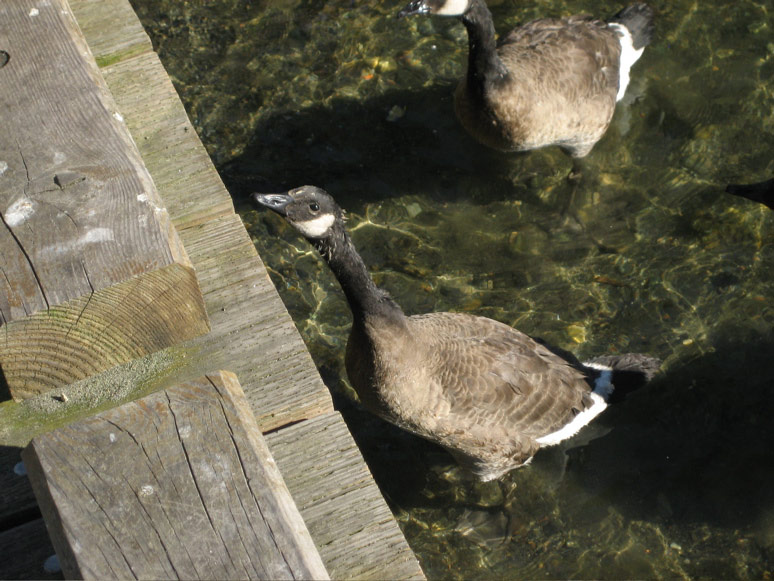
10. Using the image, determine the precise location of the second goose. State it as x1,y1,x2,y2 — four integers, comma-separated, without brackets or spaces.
398,0,654,159
253,186,660,481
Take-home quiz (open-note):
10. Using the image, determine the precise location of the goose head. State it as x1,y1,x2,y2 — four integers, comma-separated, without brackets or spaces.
398,0,472,18
252,186,344,241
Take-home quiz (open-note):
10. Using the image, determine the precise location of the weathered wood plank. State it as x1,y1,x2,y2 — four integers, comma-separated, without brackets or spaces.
68,0,152,67
267,412,426,580
1,4,421,581
0,0,179,320
22,371,329,580
0,518,61,580
102,51,235,230
0,0,209,398
179,214,334,431
68,0,331,433
2,263,208,400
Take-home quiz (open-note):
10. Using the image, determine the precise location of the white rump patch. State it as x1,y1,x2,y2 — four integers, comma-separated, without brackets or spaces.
584,360,614,400
609,23,645,101
436,0,469,16
535,362,614,447
293,214,335,238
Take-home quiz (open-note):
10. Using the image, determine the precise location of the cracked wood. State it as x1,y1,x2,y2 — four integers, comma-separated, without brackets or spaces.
0,0,209,399
22,371,329,580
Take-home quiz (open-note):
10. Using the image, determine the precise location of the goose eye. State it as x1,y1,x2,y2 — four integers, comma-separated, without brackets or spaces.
309,202,320,212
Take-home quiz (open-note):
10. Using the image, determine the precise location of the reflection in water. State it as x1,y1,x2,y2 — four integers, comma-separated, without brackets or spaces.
131,0,773,577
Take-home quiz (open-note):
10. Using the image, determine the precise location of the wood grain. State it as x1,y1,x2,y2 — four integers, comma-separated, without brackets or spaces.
268,412,426,580
102,51,236,230
0,0,209,398
2,263,208,400
22,371,329,580
68,0,152,67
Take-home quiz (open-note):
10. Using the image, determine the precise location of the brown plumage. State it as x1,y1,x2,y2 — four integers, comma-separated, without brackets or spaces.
253,186,660,481
399,0,654,158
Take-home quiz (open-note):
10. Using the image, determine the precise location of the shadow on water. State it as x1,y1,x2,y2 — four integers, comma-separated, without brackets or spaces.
222,84,573,213
570,324,774,530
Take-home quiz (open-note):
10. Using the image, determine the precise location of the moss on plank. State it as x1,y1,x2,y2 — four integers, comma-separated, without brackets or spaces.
0,343,201,449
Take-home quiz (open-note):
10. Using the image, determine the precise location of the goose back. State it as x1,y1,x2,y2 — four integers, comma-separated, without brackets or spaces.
399,0,654,158
455,15,622,156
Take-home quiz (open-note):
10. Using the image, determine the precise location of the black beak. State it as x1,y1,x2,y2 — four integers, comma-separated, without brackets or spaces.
397,0,429,19
251,192,293,216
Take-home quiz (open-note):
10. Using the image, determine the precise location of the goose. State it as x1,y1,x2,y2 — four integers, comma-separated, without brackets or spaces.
253,186,660,481
397,0,654,161
726,178,774,210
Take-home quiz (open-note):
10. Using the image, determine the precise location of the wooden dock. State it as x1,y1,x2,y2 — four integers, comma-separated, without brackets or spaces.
0,0,425,578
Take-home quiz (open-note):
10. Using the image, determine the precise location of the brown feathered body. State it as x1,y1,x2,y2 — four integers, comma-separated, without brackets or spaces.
455,15,622,157
346,308,595,481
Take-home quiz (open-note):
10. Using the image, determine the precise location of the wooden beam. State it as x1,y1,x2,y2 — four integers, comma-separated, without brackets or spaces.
101,50,235,230
0,0,209,399
68,0,152,67
267,412,426,580
22,371,329,580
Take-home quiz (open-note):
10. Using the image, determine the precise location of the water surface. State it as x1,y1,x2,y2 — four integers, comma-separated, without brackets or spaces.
130,0,774,577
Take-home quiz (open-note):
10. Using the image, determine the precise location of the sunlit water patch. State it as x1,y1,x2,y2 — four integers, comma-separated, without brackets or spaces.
132,0,773,577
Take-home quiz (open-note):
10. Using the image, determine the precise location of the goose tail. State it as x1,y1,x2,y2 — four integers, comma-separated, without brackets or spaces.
725,178,774,210
583,353,661,403
610,3,655,50
533,352,660,448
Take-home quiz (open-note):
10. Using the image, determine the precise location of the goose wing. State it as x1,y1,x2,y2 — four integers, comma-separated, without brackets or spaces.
499,16,621,101
412,312,593,438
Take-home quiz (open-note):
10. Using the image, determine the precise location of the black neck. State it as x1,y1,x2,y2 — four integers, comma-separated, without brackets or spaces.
313,227,405,323
460,0,508,96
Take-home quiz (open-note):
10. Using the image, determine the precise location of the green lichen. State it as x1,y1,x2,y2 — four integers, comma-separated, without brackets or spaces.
0,343,198,449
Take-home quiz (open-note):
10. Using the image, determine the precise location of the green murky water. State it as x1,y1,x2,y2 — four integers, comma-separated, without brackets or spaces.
130,0,774,577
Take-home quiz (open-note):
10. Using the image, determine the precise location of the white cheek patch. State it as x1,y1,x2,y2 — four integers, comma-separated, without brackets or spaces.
436,0,469,16
293,214,335,238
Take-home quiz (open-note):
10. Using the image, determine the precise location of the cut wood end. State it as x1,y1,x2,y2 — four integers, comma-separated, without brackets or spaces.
2,263,210,400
